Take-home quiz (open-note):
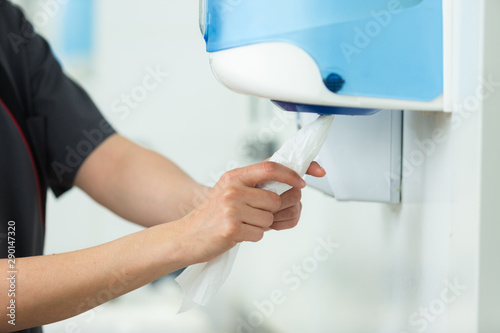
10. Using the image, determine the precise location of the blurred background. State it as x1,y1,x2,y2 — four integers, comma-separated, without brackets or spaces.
10,1,484,332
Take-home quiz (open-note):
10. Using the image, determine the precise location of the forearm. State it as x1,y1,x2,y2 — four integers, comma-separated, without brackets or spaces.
0,222,186,332
1,160,309,331
75,134,209,227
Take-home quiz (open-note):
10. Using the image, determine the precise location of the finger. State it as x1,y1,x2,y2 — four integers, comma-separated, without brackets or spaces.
243,187,282,212
277,188,302,211
273,203,301,222
236,205,275,229
234,223,266,243
271,202,302,230
235,162,306,189
270,218,300,231
305,161,326,178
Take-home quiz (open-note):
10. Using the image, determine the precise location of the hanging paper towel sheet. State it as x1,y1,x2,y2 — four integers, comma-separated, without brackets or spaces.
176,114,335,312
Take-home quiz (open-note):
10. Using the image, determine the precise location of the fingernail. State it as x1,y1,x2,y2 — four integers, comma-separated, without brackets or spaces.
300,179,307,187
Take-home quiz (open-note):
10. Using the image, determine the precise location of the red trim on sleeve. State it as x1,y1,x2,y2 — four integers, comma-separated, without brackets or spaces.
0,97,45,228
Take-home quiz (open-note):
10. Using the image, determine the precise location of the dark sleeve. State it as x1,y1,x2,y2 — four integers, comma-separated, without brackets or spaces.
1,1,116,196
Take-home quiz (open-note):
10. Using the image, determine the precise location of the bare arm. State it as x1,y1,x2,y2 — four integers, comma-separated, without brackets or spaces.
1,161,308,331
74,133,326,229
1,222,184,331
74,134,207,227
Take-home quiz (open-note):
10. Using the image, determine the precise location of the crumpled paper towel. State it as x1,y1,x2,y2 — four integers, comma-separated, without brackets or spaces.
175,114,335,312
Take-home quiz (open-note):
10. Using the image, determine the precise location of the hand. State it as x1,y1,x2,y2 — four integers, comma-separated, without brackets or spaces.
172,161,307,264
270,161,326,231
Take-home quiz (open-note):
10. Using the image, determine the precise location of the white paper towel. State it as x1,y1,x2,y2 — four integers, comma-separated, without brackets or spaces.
176,114,335,312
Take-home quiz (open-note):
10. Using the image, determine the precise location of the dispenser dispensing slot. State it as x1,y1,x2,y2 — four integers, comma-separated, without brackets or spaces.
303,110,403,204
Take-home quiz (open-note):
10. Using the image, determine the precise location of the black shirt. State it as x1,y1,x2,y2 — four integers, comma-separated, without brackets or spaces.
0,1,115,332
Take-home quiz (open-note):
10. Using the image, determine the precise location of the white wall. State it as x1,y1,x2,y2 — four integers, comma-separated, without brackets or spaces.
38,0,255,252
12,0,498,332
213,109,481,333
212,2,498,333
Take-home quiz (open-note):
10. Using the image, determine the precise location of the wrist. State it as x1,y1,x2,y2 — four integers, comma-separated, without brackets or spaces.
136,223,188,275
176,183,211,218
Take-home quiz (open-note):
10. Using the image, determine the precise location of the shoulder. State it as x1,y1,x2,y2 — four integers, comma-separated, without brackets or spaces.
0,0,29,32
0,1,37,59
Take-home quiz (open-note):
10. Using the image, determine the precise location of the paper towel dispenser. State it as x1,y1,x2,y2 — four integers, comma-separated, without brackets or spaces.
198,1,451,203
201,0,446,115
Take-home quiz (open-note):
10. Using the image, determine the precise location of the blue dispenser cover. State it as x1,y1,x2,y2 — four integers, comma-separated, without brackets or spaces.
201,0,443,104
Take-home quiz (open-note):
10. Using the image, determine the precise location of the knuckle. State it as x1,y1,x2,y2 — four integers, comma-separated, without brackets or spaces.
270,193,281,210
222,205,238,219
264,213,274,227
221,186,239,204
221,219,240,238
261,161,277,175
221,170,238,184
220,172,230,184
